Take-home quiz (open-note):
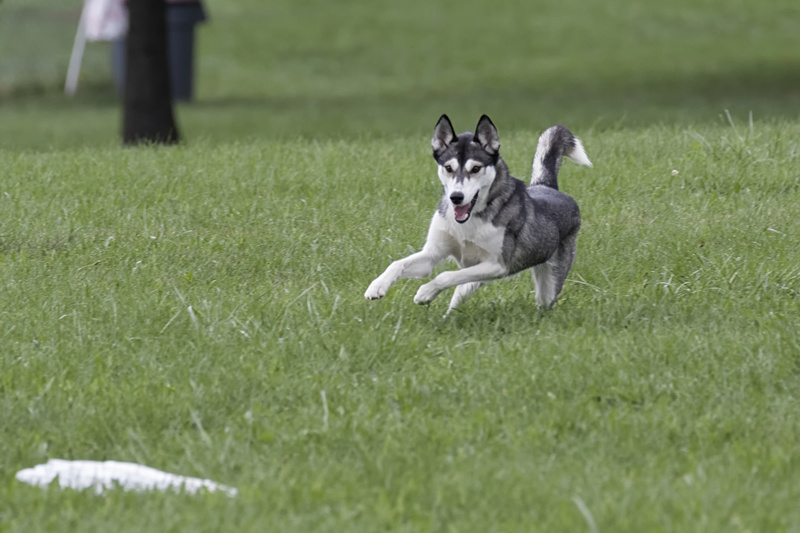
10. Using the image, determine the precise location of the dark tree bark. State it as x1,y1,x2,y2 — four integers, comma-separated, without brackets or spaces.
122,0,180,145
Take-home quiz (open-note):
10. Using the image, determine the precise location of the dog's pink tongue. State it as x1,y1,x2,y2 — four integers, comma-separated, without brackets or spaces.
454,204,470,221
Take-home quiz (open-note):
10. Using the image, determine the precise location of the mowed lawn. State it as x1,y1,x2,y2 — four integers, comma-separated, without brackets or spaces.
2,0,800,532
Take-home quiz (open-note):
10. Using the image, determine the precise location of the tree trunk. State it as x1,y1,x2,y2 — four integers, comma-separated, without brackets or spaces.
122,0,180,145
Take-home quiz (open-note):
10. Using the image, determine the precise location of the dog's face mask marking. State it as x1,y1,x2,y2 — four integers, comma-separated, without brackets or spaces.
432,115,500,224
437,158,496,223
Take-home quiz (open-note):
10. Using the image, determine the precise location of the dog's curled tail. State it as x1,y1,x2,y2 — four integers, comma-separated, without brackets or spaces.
530,125,592,190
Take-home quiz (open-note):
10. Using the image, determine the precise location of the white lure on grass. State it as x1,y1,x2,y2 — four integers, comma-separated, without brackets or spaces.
15,459,238,497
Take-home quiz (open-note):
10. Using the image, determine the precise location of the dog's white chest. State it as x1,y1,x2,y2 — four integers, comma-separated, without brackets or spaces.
429,212,505,265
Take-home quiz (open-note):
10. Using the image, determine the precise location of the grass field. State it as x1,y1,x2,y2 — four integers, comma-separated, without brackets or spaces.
2,0,800,531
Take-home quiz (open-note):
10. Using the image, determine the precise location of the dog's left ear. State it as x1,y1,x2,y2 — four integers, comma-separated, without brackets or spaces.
475,115,500,155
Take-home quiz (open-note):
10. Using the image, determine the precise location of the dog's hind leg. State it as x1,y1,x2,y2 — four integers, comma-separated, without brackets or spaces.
553,231,578,299
445,282,484,315
532,232,577,308
532,263,557,308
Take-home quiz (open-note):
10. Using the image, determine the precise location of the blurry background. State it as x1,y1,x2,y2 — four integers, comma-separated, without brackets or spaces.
1,0,798,149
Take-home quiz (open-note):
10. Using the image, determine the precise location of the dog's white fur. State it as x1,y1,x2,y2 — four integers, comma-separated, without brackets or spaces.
364,186,507,314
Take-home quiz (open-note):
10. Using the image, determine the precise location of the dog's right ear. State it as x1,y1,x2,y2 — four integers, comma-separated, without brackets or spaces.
432,115,456,157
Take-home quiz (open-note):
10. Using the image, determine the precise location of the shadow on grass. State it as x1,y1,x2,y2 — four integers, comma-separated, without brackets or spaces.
0,79,120,107
185,60,800,139
418,291,552,338
1,60,798,146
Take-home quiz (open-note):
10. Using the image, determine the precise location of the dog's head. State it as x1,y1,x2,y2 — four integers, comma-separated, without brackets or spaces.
431,115,500,224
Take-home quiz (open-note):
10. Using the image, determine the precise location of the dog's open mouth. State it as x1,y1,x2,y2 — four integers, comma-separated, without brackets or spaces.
453,192,479,224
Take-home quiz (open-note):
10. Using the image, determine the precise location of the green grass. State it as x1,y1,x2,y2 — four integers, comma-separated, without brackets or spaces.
2,123,799,531
2,0,800,531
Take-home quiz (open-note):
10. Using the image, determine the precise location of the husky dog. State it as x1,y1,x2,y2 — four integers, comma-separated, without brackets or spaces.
364,115,592,314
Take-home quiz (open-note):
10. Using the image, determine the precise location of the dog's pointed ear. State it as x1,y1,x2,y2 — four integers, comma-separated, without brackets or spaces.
432,115,456,157
475,115,500,155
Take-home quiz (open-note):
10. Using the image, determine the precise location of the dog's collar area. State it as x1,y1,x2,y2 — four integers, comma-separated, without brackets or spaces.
453,191,479,223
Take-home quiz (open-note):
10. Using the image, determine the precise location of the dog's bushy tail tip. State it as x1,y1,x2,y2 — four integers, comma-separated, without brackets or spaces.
567,137,593,168
530,126,592,189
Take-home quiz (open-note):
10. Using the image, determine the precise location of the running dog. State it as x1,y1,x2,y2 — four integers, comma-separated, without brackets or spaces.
365,115,592,314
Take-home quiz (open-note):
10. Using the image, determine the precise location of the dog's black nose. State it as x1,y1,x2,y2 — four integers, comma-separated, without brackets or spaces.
450,192,465,205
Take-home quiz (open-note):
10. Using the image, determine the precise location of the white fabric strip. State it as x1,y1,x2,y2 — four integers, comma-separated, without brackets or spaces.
16,459,237,497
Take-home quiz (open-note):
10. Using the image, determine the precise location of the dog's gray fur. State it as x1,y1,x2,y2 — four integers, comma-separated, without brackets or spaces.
365,114,592,314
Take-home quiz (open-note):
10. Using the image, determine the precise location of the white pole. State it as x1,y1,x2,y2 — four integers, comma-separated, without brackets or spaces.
65,1,89,96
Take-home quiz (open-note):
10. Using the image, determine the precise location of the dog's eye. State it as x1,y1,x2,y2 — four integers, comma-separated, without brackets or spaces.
471,165,482,174
444,165,453,173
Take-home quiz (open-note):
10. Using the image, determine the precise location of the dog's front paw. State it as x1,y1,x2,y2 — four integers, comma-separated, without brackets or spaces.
413,282,441,305
364,277,390,300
